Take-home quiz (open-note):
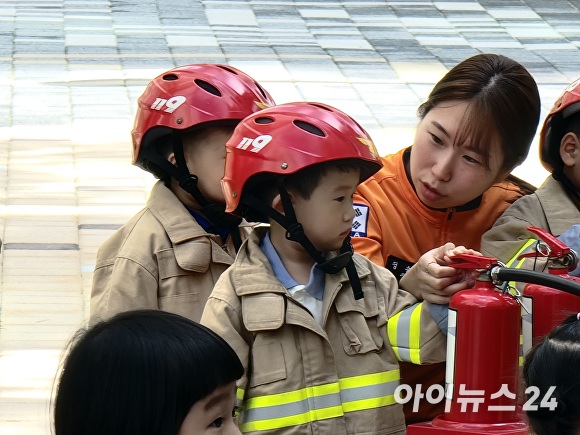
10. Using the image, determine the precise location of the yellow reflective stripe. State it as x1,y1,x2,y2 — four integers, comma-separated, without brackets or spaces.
241,405,344,432
338,370,399,389
506,238,537,268
239,370,400,432
387,303,423,364
241,382,343,432
236,388,245,406
245,382,340,408
409,304,422,363
387,312,401,360
505,240,536,369
341,394,397,412
519,333,524,367
339,370,400,412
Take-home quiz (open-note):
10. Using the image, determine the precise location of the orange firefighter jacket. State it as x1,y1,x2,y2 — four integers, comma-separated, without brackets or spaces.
351,147,529,272
351,147,529,423
200,227,447,435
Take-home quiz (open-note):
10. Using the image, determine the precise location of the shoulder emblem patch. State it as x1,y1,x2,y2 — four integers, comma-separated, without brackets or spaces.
350,204,369,237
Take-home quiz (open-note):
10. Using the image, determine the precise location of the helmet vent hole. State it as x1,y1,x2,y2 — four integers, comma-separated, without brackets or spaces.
309,103,332,112
217,65,239,75
255,83,269,100
255,116,274,124
294,120,325,137
162,73,179,81
194,79,222,97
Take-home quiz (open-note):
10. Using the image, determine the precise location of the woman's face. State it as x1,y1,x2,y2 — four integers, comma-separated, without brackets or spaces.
178,381,241,435
410,101,507,209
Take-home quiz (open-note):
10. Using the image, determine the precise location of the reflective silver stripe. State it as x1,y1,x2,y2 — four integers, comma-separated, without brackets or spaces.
240,370,400,430
339,378,400,403
394,303,421,363
241,390,342,423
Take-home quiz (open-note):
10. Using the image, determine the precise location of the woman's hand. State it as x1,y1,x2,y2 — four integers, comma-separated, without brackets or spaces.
399,243,481,304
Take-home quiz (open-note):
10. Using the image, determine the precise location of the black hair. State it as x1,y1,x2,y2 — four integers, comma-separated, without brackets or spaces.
240,161,362,223
417,53,540,173
565,111,580,142
523,313,580,435
53,310,243,435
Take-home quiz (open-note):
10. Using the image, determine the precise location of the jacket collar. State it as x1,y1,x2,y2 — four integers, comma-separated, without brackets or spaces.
146,181,234,270
537,175,580,235
233,227,372,298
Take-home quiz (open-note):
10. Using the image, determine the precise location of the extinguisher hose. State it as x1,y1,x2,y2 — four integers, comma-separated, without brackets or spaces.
494,267,580,297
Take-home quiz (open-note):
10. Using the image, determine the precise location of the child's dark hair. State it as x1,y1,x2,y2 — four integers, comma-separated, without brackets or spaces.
565,111,580,143
53,310,243,435
244,161,362,222
523,313,580,435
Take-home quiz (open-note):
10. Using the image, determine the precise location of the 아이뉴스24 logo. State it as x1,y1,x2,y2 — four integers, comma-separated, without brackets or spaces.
235,135,272,153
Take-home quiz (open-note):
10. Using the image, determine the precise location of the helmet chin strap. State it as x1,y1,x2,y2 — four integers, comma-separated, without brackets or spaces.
241,181,364,299
171,132,242,229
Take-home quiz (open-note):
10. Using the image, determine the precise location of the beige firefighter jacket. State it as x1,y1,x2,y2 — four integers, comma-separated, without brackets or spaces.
481,175,580,268
90,180,250,323
201,227,447,435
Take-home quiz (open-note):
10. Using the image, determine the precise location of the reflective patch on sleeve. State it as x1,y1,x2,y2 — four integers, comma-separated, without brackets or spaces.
351,204,369,237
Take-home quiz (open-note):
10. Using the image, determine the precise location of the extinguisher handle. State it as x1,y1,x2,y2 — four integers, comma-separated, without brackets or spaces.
517,226,571,259
447,253,499,270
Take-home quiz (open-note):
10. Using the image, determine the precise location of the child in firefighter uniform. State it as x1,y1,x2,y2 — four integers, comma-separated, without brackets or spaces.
201,102,452,434
482,78,580,275
90,64,275,323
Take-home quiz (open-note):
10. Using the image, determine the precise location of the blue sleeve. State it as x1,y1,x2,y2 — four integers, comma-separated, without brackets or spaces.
558,224,580,277
427,303,449,334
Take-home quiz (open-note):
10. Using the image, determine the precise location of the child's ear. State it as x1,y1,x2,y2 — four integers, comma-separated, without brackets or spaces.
167,152,178,167
271,194,285,215
271,192,296,215
559,132,580,167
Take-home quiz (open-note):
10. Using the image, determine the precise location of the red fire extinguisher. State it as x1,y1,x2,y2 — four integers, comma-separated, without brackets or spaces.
407,254,528,435
517,226,580,354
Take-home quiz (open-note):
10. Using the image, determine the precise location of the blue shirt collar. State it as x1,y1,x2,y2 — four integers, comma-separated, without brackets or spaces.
187,207,235,243
260,231,325,300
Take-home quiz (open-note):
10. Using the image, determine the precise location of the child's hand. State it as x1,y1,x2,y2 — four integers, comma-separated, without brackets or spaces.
399,243,480,304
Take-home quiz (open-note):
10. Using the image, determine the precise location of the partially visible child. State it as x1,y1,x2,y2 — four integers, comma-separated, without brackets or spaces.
90,64,275,323
201,102,453,434
482,79,580,274
523,313,580,435
53,309,243,435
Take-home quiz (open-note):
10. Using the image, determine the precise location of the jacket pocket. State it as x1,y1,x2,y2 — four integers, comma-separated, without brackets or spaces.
335,286,384,355
248,341,287,387
158,248,190,279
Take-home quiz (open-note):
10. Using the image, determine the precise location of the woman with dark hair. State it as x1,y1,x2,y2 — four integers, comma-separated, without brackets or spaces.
524,313,580,435
351,53,541,423
53,310,243,435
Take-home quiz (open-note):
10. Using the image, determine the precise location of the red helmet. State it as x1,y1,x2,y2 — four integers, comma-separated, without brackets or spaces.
131,63,275,178
222,102,383,214
540,78,580,172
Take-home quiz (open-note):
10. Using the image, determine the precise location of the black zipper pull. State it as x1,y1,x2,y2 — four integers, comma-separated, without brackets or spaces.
447,208,455,220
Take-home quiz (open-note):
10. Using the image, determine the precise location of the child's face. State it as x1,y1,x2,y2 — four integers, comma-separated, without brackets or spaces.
183,126,235,204
291,168,360,252
178,381,241,435
410,101,507,209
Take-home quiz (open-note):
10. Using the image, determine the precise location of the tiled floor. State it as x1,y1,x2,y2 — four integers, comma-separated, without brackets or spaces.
1,1,580,433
